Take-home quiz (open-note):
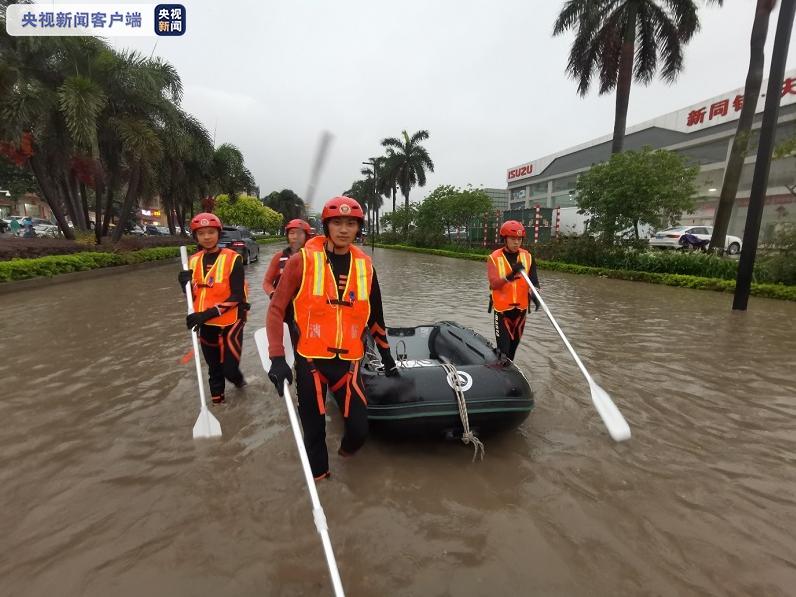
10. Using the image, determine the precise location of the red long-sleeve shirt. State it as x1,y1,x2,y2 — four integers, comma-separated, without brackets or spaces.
262,247,293,297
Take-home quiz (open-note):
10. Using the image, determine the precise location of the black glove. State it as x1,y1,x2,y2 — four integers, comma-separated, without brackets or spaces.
268,356,294,396
379,347,399,377
531,292,541,312
185,308,218,331
178,269,192,289
506,261,524,281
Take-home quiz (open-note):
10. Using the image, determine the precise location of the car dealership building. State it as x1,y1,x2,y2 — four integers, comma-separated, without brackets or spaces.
505,69,796,241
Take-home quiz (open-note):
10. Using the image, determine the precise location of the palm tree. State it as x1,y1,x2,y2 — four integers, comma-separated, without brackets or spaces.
378,150,400,215
553,0,722,154
263,189,305,232
380,130,434,238
710,0,778,253
211,143,254,202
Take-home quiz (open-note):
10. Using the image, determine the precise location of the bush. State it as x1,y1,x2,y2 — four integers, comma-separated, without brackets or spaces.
373,243,795,301
0,238,91,260
0,246,185,282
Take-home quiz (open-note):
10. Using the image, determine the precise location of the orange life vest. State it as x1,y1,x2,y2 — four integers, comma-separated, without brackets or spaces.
489,248,532,312
293,236,373,360
188,248,248,327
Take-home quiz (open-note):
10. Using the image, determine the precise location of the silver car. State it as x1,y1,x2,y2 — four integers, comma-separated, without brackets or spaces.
649,225,742,255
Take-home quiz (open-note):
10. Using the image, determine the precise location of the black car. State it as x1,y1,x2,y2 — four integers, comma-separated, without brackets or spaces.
219,225,260,264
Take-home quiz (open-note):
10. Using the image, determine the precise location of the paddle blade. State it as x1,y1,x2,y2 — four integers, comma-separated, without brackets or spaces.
193,407,223,439
254,325,295,370
589,380,631,442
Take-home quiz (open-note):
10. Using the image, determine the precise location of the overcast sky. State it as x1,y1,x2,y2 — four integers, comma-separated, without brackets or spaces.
100,0,796,210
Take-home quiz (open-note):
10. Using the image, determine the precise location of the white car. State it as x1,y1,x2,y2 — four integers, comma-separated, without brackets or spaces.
34,223,60,238
649,225,742,255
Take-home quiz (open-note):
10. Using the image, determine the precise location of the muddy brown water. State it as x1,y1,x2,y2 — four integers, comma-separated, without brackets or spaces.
0,245,794,596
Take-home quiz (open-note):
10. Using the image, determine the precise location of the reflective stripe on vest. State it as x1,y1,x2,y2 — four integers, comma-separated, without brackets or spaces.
490,248,531,312
293,237,373,360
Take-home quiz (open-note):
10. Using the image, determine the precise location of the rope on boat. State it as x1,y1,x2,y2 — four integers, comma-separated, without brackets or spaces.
440,361,485,462
369,339,484,461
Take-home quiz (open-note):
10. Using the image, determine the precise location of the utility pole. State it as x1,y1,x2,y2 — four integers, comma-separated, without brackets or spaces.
733,0,795,310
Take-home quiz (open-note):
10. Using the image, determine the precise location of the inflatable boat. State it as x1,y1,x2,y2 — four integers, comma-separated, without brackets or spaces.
362,321,534,438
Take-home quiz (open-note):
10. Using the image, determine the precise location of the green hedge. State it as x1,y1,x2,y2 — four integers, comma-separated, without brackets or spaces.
375,243,796,301
256,237,284,245
0,246,185,282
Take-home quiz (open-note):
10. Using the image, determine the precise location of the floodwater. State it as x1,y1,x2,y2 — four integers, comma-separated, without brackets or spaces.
1,244,795,596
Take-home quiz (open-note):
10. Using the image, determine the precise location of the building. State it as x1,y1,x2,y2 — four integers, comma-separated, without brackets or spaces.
506,70,796,241
0,192,53,221
482,187,508,211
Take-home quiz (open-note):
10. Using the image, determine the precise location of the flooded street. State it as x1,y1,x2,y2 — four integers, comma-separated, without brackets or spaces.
1,244,795,596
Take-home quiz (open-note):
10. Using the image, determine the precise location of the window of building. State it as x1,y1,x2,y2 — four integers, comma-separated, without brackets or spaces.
676,139,729,166
510,188,527,202
529,181,548,196
768,154,796,190
552,175,578,193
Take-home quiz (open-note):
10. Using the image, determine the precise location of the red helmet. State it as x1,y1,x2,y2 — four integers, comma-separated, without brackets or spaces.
321,196,364,223
285,218,312,234
190,212,222,232
499,220,526,238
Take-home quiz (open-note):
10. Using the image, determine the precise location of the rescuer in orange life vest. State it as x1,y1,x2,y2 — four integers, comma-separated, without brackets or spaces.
262,218,312,299
487,220,541,362
266,196,398,481
177,212,249,404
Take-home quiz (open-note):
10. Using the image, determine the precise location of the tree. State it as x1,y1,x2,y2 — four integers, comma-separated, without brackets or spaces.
214,194,282,232
553,0,722,155
211,144,255,202
263,189,305,231
574,147,698,241
0,154,40,198
710,1,779,253
380,130,434,238
381,204,418,236
0,17,254,243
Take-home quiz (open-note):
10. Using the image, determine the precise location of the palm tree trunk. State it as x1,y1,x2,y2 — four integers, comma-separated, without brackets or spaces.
611,6,637,155
112,162,141,243
79,182,91,229
102,175,116,236
403,191,410,239
28,155,75,240
710,0,776,254
59,175,80,230
93,174,105,244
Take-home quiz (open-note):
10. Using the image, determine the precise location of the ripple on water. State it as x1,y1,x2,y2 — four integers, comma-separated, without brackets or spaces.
1,247,795,596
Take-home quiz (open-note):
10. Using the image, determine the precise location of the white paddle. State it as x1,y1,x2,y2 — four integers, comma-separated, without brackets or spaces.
519,269,631,442
254,326,345,597
180,246,223,439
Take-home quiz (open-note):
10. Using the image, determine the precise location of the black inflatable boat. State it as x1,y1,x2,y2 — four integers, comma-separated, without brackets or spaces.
362,321,534,438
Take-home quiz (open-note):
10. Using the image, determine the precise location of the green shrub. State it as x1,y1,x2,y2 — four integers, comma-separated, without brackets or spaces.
0,247,184,282
374,243,795,301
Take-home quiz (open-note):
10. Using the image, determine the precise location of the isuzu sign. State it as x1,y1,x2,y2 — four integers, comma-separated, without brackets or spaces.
507,164,533,181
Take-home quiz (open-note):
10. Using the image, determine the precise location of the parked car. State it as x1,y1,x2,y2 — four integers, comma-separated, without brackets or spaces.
34,223,60,238
649,225,742,255
156,226,172,235
219,225,260,264
144,224,164,235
